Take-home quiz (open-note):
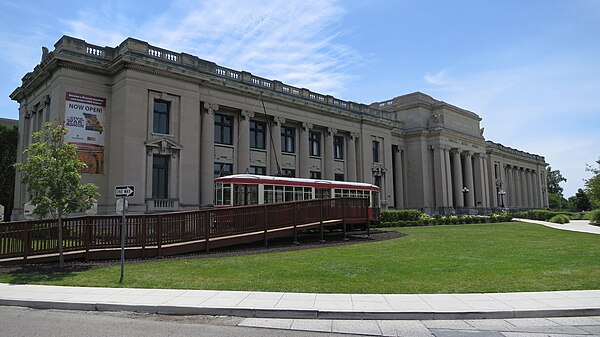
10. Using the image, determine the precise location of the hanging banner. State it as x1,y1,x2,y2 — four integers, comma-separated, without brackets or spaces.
65,92,106,174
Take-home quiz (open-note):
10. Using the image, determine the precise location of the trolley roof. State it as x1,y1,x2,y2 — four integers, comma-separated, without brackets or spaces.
215,174,379,191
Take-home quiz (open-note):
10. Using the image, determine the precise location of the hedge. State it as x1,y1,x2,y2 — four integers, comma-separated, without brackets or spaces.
511,209,571,221
378,211,512,228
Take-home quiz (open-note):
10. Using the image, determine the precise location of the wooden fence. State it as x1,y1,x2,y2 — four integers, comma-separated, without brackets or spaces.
0,198,370,264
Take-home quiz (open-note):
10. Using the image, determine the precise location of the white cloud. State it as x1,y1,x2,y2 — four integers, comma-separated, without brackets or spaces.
421,61,600,197
62,0,361,97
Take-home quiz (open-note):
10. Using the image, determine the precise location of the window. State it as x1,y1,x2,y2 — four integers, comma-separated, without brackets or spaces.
309,131,321,157
250,120,266,149
374,175,382,188
234,184,258,206
281,126,295,153
334,173,344,181
214,182,232,206
249,166,266,175
214,162,233,178
152,155,169,198
310,171,321,179
372,140,380,163
282,168,295,177
334,136,344,160
153,99,170,134
215,114,233,145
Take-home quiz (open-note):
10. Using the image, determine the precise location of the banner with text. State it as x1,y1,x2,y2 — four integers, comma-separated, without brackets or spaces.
65,92,106,174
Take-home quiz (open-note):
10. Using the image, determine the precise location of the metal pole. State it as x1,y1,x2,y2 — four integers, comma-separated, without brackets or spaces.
120,196,125,283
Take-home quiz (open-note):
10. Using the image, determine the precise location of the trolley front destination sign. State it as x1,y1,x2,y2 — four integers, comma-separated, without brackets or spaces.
114,185,135,198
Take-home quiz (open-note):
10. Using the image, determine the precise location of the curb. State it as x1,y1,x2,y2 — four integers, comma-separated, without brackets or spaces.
2,299,600,320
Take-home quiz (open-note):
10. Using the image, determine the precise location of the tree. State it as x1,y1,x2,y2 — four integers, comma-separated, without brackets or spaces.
0,124,18,220
547,167,567,209
585,157,600,209
569,188,591,212
15,122,99,267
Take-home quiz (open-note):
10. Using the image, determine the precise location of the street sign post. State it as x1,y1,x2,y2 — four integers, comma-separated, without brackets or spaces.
114,185,135,283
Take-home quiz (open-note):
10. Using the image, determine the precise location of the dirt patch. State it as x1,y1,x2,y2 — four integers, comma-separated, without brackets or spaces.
0,230,406,275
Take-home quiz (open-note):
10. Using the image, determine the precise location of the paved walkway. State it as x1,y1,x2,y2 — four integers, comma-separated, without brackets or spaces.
1,283,599,320
515,218,600,234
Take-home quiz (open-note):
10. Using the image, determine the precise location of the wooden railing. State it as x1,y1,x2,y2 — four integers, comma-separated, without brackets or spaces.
0,198,370,264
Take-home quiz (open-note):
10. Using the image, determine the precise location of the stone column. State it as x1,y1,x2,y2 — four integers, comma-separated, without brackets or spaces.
482,155,491,207
347,132,358,181
473,153,485,207
200,103,217,207
532,169,540,208
433,146,449,208
463,151,475,207
515,168,523,208
270,117,285,175
444,147,454,207
298,122,312,178
324,127,336,180
504,165,511,207
452,149,464,207
527,169,535,208
393,146,404,209
237,109,253,173
510,166,518,207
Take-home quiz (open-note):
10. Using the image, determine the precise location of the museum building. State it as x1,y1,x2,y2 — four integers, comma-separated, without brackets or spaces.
9,36,549,219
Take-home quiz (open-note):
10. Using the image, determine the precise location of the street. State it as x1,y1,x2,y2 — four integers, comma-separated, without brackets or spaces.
2,306,600,337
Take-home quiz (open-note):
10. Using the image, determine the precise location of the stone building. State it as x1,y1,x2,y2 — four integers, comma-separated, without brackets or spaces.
9,36,548,219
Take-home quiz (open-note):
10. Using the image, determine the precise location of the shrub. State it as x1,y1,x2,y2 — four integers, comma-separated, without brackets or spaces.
549,214,570,224
589,209,600,224
511,209,571,221
380,209,424,222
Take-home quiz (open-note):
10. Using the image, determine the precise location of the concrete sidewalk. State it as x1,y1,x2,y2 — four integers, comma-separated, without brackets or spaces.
515,218,600,234
1,283,599,320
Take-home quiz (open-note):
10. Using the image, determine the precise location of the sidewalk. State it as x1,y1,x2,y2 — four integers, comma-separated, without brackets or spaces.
1,283,599,320
515,218,600,234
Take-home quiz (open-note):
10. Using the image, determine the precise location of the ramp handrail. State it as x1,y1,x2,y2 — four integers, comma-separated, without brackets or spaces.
0,198,369,263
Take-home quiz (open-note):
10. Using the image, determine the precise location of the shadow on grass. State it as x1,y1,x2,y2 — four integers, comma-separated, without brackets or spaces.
0,262,101,284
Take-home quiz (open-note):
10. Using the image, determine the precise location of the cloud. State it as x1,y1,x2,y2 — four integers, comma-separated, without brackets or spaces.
424,69,449,85
61,0,361,97
421,60,600,197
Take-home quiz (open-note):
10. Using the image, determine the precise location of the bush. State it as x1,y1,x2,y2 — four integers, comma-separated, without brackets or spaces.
381,209,423,222
549,214,570,224
511,209,571,221
590,209,600,224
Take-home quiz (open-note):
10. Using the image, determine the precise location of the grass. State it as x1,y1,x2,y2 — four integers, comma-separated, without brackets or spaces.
1,222,599,293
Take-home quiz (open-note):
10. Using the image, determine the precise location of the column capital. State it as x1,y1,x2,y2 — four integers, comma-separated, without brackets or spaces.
461,150,473,157
350,131,360,139
450,147,462,155
393,145,405,153
203,102,219,113
241,109,255,120
327,127,337,136
273,116,286,125
301,122,313,131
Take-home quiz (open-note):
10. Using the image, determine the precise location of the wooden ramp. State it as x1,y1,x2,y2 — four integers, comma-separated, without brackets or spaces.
0,198,370,265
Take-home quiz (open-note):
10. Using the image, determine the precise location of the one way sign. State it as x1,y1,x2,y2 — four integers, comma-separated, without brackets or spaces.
115,185,135,198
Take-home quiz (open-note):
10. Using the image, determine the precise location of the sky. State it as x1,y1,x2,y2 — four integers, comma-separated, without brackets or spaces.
0,0,598,197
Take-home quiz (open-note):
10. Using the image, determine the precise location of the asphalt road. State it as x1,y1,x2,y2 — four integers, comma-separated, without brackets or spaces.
2,306,600,337
0,306,356,337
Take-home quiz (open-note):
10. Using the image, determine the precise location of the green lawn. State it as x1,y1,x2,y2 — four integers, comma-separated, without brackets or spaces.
1,222,599,293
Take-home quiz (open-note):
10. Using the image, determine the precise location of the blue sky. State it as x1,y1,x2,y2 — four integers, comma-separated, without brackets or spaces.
1,0,598,197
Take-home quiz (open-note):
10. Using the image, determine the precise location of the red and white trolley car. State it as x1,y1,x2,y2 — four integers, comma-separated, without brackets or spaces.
214,174,380,220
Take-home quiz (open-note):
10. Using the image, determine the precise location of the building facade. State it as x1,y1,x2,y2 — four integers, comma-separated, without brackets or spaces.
10,36,548,219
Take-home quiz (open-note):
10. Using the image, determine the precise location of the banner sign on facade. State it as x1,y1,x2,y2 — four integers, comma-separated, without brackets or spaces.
65,92,106,174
